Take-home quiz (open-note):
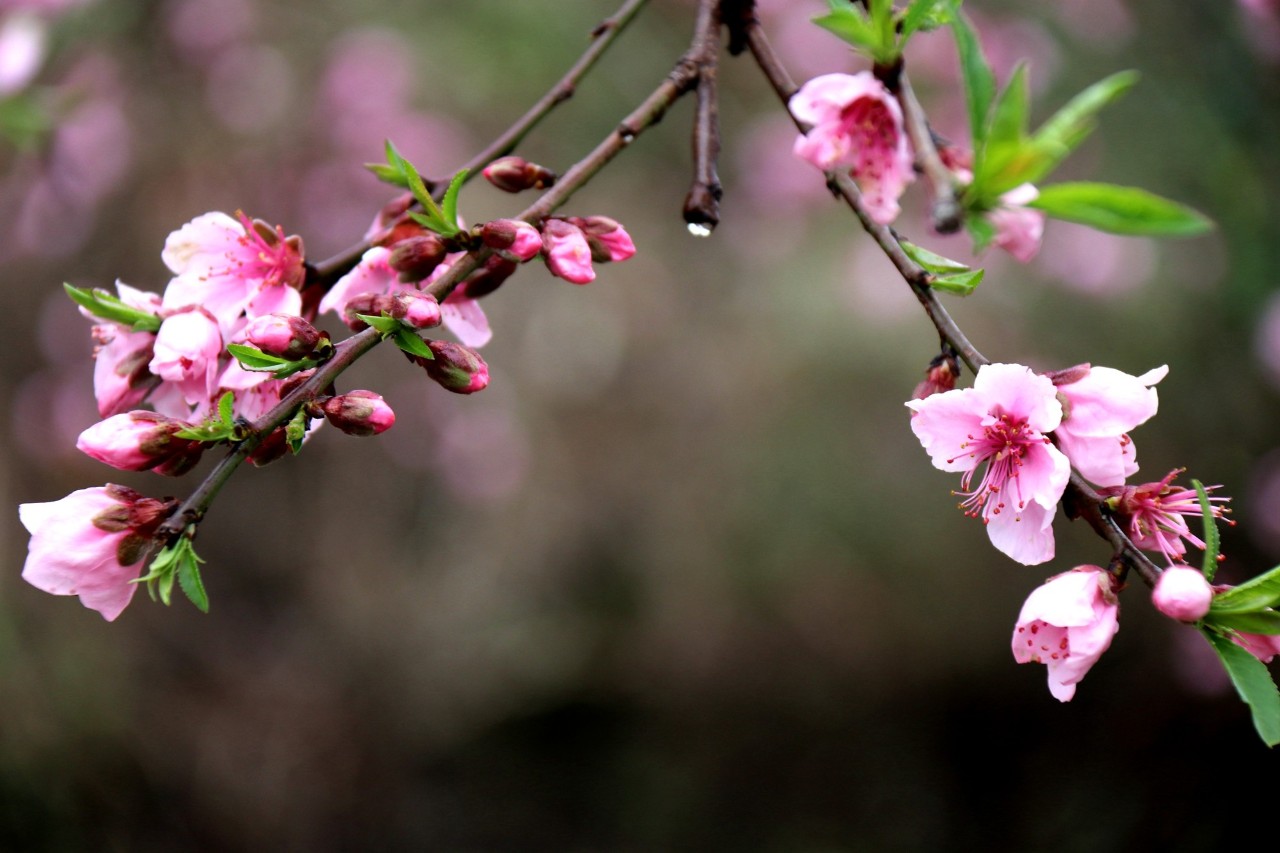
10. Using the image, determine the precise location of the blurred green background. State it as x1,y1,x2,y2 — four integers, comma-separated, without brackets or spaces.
3,0,1280,849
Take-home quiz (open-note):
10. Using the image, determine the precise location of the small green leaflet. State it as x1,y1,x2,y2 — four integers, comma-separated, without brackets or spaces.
1202,629,1280,747
1028,183,1212,237
174,391,238,442
1194,479,1221,580
285,407,311,454
355,313,436,359
899,0,957,41
1207,610,1280,636
899,239,984,295
64,284,162,332
380,140,465,240
950,11,995,151
1209,565,1280,615
134,535,209,613
226,343,321,380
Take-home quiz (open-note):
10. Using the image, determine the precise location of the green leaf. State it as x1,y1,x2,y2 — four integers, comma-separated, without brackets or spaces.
1029,183,1213,237
392,327,435,359
354,313,402,335
899,0,957,41
176,549,209,614
285,407,311,454
440,169,469,233
966,215,996,255
985,63,1030,152
930,268,985,296
972,64,1034,197
227,343,290,371
1203,629,1280,747
1206,610,1280,636
900,239,972,274
1025,70,1139,183
217,391,235,429
951,11,996,150
1210,564,1280,615
364,161,409,189
813,3,879,54
1194,479,1221,581
63,284,162,332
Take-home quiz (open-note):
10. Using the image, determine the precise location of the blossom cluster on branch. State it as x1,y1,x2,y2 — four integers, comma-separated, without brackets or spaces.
14,0,1280,746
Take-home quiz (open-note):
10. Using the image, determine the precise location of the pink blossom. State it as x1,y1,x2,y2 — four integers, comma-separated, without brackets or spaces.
76,411,203,475
1232,631,1280,663
542,218,595,284
0,12,46,96
988,183,1046,263
1012,565,1119,701
149,307,224,410
320,390,395,436
19,484,172,621
575,216,637,263
319,247,491,347
1151,565,1213,622
1051,363,1166,487
481,219,544,263
906,363,1071,565
789,72,914,225
1100,470,1231,564
86,282,163,417
161,211,305,331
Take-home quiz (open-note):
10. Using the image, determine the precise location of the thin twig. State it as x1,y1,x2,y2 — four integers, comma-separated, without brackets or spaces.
896,71,962,234
741,17,1164,586
683,0,723,232
310,0,651,288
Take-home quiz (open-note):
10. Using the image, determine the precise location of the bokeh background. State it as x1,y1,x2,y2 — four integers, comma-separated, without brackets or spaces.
3,0,1280,849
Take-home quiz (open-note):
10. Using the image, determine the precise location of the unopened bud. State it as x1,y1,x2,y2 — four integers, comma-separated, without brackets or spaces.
541,218,595,284
414,340,489,394
573,215,636,263
76,411,205,476
389,234,449,282
481,219,543,262
460,256,518,299
341,293,394,331
248,428,289,467
1152,565,1214,622
320,390,396,436
389,290,442,330
912,355,959,400
1046,363,1092,386
244,313,322,360
482,156,557,193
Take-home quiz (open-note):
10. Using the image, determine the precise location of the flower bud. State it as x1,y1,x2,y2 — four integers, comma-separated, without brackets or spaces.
912,355,958,400
1152,565,1214,622
341,293,394,331
247,427,290,467
320,390,396,436
77,411,205,476
389,290,442,330
481,156,557,193
573,215,637,263
481,219,543,262
389,234,449,282
541,218,595,284
459,256,518,299
244,313,322,360
414,340,489,394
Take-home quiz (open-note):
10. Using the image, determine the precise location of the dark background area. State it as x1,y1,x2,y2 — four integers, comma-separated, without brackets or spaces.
2,0,1279,849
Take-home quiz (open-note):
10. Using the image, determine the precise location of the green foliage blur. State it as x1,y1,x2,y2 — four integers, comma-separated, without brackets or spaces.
3,0,1280,848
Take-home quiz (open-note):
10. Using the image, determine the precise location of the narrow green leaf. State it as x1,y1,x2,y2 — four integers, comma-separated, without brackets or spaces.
439,169,469,233
364,162,409,189
1206,610,1280,636
900,0,956,40
217,391,235,429
285,407,311,454
1203,629,1280,747
951,11,996,150
813,4,879,53
1194,479,1221,581
1026,70,1139,182
971,64,1034,197
392,328,435,359
930,268,985,295
227,343,290,371
985,63,1030,151
1029,183,1213,237
354,313,402,335
176,545,209,614
63,284,162,332
900,239,971,274
966,215,996,254
1210,564,1280,614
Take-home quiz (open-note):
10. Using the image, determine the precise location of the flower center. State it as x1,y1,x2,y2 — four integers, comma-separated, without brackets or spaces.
949,412,1039,523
